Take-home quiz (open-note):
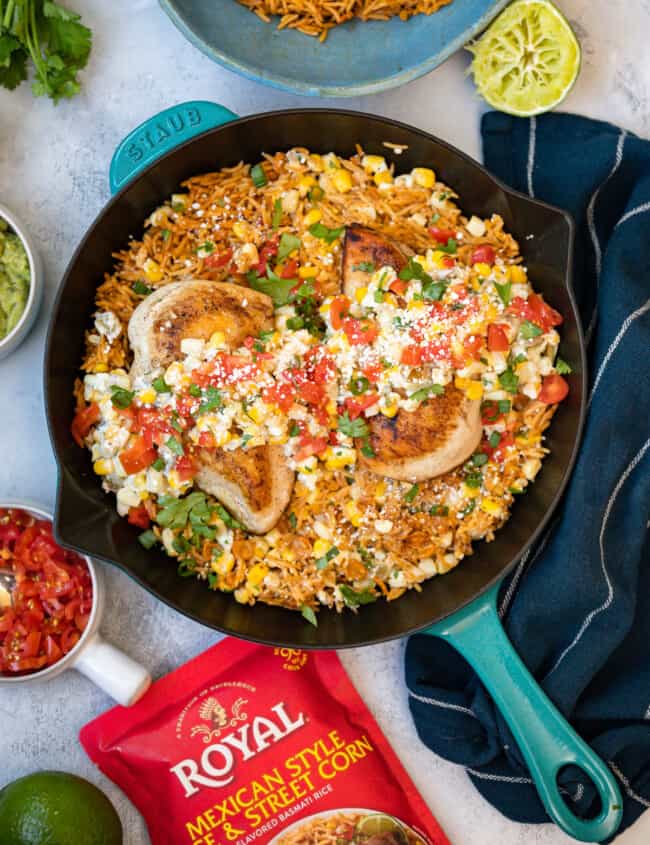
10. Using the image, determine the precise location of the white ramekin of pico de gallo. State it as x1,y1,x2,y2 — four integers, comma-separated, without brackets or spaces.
0,202,44,360
0,501,151,705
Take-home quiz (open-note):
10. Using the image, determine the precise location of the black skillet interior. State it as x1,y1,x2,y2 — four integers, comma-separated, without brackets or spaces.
45,110,581,648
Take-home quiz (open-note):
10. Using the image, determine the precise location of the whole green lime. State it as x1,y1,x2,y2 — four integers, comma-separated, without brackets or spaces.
0,771,122,845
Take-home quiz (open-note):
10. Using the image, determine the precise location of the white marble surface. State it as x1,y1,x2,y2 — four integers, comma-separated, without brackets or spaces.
1,1,649,843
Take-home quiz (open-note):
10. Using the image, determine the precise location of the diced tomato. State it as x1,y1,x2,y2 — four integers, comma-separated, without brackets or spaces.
204,248,233,269
243,336,255,349
481,401,505,424
344,394,379,420
71,402,100,447
262,382,296,413
389,278,408,296
295,435,328,462
470,245,496,265
252,238,279,275
198,431,217,449
429,226,455,244
280,259,299,279
175,394,196,421
538,374,569,405
342,318,378,346
339,826,356,842
175,454,197,482
487,323,510,352
0,508,93,677
362,361,383,384
442,256,456,269
330,296,350,330
127,506,150,530
119,436,158,475
463,334,484,360
508,294,563,332
137,408,174,449
401,344,423,366
493,432,515,462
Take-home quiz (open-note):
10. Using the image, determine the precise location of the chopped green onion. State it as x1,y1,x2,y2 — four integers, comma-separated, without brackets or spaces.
316,546,339,570
138,530,157,550
152,376,171,394
520,320,542,339
348,376,370,396
301,605,318,626
464,472,483,489
165,436,184,456
499,368,519,394
286,316,305,331
271,198,283,230
472,453,489,466
288,512,297,530
429,504,449,517
555,357,572,374
309,222,344,244
132,280,152,296
152,457,165,471
404,484,419,503
189,384,202,398
360,439,375,459
488,431,501,448
177,559,196,577
494,281,512,306
498,399,512,414
352,261,375,273
409,384,444,402
110,386,134,409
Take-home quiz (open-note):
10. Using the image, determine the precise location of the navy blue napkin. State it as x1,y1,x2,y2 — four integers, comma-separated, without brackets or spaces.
405,112,650,838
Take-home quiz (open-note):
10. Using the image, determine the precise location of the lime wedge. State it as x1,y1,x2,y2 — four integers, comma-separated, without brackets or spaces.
355,814,407,844
468,0,581,117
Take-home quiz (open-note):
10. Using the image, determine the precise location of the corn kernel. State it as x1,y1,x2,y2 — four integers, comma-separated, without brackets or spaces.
298,175,316,195
232,221,251,241
304,208,322,227
481,498,502,515
299,265,318,278
474,262,491,276
465,381,484,401
407,299,425,310
355,286,368,303
384,293,398,307
312,538,329,558
208,330,226,348
332,169,353,193
269,434,288,445
94,363,108,373
454,376,469,391
374,480,387,500
463,483,481,498
308,154,324,172
344,500,363,528
509,265,527,283
319,301,331,315
374,171,393,187
380,404,398,418
234,587,251,604
138,388,156,404
324,446,356,471
248,563,269,587
93,459,113,476
247,405,263,424
412,167,436,188
143,259,163,283
362,155,386,173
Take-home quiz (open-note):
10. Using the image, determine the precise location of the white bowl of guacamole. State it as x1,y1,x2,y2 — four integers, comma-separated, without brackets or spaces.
0,203,43,360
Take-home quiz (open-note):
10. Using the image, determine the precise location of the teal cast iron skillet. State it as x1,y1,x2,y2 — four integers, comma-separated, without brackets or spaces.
45,102,622,841
158,0,511,97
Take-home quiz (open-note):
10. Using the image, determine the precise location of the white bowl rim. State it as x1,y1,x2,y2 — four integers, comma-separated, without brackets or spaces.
0,202,40,352
0,499,101,684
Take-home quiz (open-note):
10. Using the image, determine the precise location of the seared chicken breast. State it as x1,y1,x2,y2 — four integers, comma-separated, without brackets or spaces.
342,225,409,298
128,279,293,533
129,280,274,377
359,386,482,482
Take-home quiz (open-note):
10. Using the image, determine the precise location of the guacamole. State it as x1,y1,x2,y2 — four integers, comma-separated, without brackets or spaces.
0,218,30,341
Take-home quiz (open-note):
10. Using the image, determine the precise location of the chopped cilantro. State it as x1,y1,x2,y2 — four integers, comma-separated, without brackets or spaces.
348,376,370,396
196,241,214,255
472,453,489,466
399,257,433,285
152,376,171,394
198,387,223,415
133,280,152,296
288,512,297,530
422,280,448,301
374,289,385,303
464,472,483,488
250,163,267,187
360,439,376,459
156,492,210,531
161,229,171,242
437,238,457,254
555,357,572,374
189,383,202,398
289,423,301,437
271,198,283,230
177,559,196,577
512,353,527,365
494,281,512,306
138,530,157,550
357,546,374,568
499,368,519,394
316,546,339,570
429,504,449,517
110,385,134,409
339,585,377,608
498,399,512,414
278,233,301,261
151,457,165,472
460,499,476,517
208,571,219,588
286,316,304,331
488,431,501,448
352,261,376,273
301,605,318,627
404,484,419,503
240,434,252,447
309,222,344,244
337,412,369,439
165,435,184,456
520,320,542,339
215,504,245,531
409,384,444,402
246,269,295,307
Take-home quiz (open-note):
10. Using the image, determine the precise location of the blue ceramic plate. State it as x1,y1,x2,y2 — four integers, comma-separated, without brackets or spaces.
159,0,510,97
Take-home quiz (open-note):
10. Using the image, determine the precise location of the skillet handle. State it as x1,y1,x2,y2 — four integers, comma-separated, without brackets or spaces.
421,582,622,842
109,101,239,194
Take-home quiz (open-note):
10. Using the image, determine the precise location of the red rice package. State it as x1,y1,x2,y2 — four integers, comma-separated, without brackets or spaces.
80,639,450,845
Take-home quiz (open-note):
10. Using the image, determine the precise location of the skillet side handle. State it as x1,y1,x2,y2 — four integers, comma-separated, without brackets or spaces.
421,583,623,842
109,101,239,194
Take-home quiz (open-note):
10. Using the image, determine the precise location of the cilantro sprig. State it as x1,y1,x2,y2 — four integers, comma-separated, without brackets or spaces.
0,1,92,102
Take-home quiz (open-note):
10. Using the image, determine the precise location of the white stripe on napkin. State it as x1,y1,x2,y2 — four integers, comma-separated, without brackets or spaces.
407,688,476,717
545,438,650,679
610,761,650,808
526,118,537,198
616,200,650,228
588,298,650,409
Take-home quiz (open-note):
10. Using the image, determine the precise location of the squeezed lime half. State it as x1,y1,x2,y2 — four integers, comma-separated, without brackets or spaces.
468,0,581,116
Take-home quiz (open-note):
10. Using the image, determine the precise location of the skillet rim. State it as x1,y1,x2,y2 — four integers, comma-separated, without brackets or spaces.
44,108,586,647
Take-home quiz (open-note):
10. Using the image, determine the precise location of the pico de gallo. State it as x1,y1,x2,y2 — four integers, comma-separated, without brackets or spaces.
0,508,93,676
